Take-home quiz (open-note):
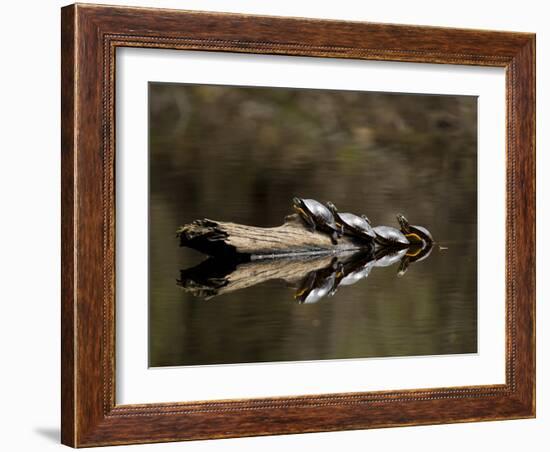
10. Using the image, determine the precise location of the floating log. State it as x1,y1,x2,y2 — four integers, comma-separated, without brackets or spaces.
176,214,372,259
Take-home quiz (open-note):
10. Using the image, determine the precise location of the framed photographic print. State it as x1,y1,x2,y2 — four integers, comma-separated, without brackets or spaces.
61,3,535,447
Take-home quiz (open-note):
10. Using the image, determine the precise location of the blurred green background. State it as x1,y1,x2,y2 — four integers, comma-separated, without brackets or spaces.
148,82,477,367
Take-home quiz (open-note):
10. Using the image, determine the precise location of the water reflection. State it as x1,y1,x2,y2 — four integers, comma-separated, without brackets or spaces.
177,245,432,304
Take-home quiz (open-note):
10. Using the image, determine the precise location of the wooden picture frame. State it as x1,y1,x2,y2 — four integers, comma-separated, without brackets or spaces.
61,3,535,447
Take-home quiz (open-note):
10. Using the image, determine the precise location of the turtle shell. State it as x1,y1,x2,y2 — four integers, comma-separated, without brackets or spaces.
373,225,409,246
337,212,376,239
301,199,336,225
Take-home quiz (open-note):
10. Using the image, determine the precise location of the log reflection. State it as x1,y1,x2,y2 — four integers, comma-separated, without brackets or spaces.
177,243,434,303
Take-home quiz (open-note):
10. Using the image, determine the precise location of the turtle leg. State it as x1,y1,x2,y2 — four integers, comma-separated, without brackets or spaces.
330,231,338,245
334,222,344,237
300,212,316,233
308,218,317,234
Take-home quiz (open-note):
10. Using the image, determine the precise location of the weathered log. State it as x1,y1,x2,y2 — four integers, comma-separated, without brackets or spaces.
177,214,372,258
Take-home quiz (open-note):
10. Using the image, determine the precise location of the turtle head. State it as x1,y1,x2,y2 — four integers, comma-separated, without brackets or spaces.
292,197,303,208
396,214,410,233
361,214,371,224
325,201,338,214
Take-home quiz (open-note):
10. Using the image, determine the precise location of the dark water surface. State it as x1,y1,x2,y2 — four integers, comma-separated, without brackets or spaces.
148,83,477,367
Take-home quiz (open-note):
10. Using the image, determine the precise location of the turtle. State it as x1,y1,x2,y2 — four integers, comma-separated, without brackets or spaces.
293,197,342,244
396,214,434,245
397,241,434,277
372,225,409,247
325,201,376,242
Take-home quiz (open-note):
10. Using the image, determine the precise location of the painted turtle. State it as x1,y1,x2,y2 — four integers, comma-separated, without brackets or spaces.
396,214,434,245
372,225,409,247
293,197,341,244
325,201,376,242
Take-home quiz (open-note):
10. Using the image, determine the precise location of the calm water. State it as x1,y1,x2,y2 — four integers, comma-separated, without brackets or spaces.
148,83,477,367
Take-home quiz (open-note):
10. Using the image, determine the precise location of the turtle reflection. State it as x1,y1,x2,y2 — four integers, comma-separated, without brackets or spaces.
294,260,340,304
397,241,434,277
177,244,436,303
